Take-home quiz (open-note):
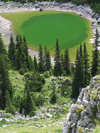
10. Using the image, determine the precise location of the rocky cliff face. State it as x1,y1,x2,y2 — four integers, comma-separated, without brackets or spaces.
62,76,100,133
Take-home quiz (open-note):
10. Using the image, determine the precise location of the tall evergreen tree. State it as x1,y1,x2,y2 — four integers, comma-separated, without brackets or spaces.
72,49,84,98
0,54,13,109
5,90,15,115
54,39,62,76
83,43,91,86
24,80,36,116
23,36,30,69
15,34,22,70
91,29,99,76
64,49,70,75
38,44,44,72
45,50,51,71
21,52,26,70
80,44,83,58
0,33,6,54
61,53,64,69
8,35,16,67
28,56,34,71
43,46,47,71
94,29,99,48
34,55,38,71
91,48,99,76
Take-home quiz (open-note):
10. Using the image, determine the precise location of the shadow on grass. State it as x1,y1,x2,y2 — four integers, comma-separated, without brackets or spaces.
21,132,31,133
54,129,61,132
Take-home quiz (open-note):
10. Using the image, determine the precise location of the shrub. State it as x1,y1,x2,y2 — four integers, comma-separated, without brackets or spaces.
29,110,35,117
50,84,57,104
19,67,26,75
44,71,50,78
4,113,14,119
78,127,85,133
36,95,44,106
91,93,98,101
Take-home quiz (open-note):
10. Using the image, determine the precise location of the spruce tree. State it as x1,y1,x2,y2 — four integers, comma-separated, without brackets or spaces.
38,44,44,72
8,35,16,67
54,39,62,76
24,80,36,116
15,34,22,70
91,29,99,76
0,54,13,109
80,44,83,58
45,50,51,71
21,52,26,70
91,48,99,76
64,49,70,75
0,33,6,54
34,55,38,71
43,46,47,71
83,43,91,86
61,53,64,69
94,29,99,48
5,90,15,115
28,56,34,71
72,49,84,98
23,36,30,69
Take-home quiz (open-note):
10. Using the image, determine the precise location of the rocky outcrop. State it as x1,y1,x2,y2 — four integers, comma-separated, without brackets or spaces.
62,76,100,133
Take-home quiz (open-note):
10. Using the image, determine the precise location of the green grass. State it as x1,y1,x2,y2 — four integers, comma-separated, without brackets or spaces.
0,11,93,62
0,114,66,133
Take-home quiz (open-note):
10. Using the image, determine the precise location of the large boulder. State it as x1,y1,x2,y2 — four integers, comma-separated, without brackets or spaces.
62,75,100,133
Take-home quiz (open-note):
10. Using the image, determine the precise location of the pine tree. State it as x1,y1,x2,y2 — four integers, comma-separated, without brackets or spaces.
72,49,84,98
38,44,44,72
0,34,10,68
54,39,62,76
15,49,22,70
21,52,26,70
43,46,47,71
34,55,38,71
0,54,13,109
5,90,15,115
45,50,51,71
91,48,99,76
28,56,34,71
0,33,6,54
94,29,99,48
23,36,30,69
61,53,64,69
15,34,22,70
8,35,16,67
91,29,99,76
64,49,70,75
83,43,91,86
80,44,83,58
24,80,36,116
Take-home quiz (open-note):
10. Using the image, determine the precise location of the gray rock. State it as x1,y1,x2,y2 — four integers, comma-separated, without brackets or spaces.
45,113,52,118
15,76,19,79
51,77,57,81
58,77,64,80
63,79,72,86
84,116,92,125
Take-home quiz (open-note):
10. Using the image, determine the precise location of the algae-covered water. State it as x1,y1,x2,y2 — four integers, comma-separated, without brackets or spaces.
0,11,93,61
21,13,88,50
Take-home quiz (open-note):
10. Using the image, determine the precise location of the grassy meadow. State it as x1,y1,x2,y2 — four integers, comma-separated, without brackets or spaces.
0,11,93,62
